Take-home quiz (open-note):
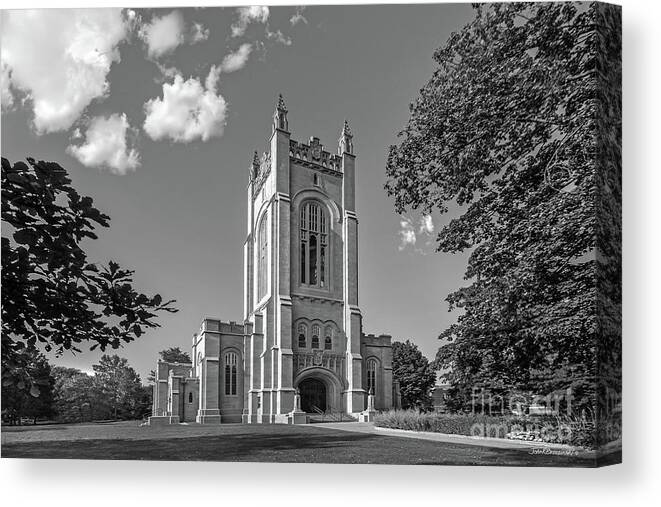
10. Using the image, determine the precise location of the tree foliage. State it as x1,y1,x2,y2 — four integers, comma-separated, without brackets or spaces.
52,367,103,422
1,349,55,425
1,157,178,392
159,346,191,363
385,3,621,413
93,354,149,420
147,347,192,383
392,340,437,410
51,358,151,422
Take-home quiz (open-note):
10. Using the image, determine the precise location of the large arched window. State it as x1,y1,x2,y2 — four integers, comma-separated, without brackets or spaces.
367,359,377,395
224,352,238,396
257,213,268,300
300,201,327,288
311,324,320,349
324,326,333,350
298,323,307,348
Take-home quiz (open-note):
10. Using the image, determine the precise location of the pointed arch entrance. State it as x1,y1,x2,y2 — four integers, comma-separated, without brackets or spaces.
298,378,327,412
294,367,345,414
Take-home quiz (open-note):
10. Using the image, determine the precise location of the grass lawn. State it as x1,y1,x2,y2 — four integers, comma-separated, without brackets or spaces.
1,420,611,466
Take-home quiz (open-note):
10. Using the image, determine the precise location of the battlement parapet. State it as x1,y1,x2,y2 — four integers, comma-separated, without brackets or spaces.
361,333,393,345
289,137,342,173
200,317,246,335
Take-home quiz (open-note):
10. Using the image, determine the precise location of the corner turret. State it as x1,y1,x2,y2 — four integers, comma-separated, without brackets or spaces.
273,93,289,133
250,150,260,181
338,119,354,155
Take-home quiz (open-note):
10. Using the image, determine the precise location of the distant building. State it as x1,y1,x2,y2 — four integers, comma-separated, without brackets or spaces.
150,96,397,424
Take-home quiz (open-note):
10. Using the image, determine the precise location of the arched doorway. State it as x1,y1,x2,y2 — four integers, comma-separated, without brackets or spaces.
299,378,327,413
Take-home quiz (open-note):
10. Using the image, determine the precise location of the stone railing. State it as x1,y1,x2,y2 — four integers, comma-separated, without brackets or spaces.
293,350,345,377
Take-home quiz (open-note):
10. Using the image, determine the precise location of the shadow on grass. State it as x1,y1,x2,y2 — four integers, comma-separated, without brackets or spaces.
2,420,134,433
2,425,71,433
2,426,601,466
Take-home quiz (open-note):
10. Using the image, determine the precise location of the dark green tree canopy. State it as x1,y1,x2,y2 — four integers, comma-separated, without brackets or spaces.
385,3,621,410
1,157,178,391
392,340,437,410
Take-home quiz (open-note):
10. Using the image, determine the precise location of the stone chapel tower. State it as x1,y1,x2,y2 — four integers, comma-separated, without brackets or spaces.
150,96,394,426
241,95,386,424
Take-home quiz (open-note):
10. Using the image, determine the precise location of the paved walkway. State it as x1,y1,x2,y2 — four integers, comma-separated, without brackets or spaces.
313,421,592,454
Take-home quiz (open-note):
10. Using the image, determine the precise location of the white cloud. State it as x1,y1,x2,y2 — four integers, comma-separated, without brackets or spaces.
139,10,186,58
0,9,128,133
137,13,209,62
231,6,270,37
398,215,434,252
220,44,253,73
398,218,417,251
143,66,227,143
229,6,293,47
419,215,434,235
290,7,308,26
67,113,140,174
266,29,292,46
191,22,210,43
1,62,13,110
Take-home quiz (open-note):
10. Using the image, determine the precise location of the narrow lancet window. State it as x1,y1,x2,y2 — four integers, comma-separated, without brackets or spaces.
367,359,377,395
257,213,268,300
311,324,320,349
225,352,238,396
298,323,307,348
324,326,333,350
299,201,327,288
309,235,317,285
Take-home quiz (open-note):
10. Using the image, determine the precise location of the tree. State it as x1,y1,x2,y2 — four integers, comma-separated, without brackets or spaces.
385,3,621,415
391,340,436,410
52,367,102,422
147,346,192,383
159,346,191,363
92,354,144,420
133,384,153,420
1,349,54,425
1,157,178,393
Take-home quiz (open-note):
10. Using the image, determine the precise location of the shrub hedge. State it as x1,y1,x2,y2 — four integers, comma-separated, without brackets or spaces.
373,410,617,449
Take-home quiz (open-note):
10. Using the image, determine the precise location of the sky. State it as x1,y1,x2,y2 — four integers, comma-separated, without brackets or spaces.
1,3,476,381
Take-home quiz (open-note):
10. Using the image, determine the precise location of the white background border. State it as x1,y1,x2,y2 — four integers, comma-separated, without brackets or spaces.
1,0,658,505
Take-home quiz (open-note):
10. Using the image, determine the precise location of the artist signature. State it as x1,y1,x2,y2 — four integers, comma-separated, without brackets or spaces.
528,447,579,457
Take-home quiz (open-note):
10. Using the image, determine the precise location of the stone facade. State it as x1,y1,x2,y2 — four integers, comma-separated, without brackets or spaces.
150,96,397,425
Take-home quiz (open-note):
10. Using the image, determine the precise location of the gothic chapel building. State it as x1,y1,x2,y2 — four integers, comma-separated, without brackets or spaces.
150,96,396,425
